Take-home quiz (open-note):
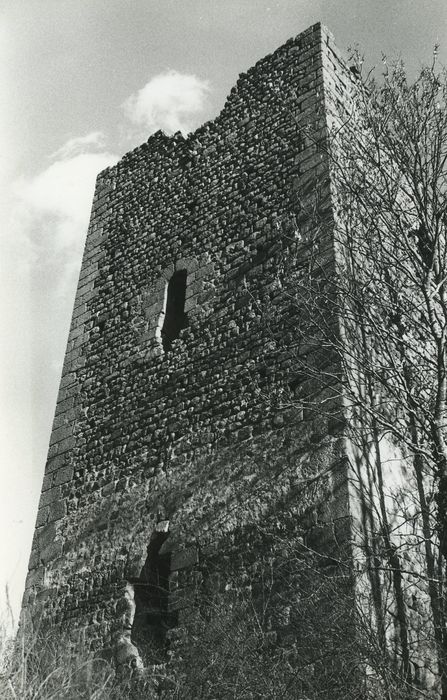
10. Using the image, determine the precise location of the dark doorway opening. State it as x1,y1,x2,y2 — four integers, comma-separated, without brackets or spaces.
161,269,188,352
130,530,177,664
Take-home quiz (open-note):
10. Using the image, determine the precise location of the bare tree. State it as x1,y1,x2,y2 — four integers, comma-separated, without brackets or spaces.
306,51,447,696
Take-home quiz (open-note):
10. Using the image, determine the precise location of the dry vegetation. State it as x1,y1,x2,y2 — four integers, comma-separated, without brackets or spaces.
0,543,432,699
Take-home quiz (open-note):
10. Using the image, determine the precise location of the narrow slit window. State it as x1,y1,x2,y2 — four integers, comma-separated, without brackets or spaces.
161,269,188,352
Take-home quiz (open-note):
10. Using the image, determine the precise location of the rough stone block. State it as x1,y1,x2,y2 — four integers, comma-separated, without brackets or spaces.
47,500,66,523
40,541,63,565
39,486,61,508
170,548,199,572
53,466,74,486
168,586,196,612
35,507,49,528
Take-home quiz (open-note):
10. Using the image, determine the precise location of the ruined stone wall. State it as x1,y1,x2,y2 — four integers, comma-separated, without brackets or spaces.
22,23,355,665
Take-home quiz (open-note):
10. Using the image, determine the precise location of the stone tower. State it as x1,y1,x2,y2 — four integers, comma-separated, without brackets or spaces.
23,23,365,672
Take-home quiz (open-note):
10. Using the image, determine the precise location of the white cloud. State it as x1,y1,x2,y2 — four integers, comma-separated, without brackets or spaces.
122,70,210,136
49,131,106,160
2,139,119,327
14,149,118,250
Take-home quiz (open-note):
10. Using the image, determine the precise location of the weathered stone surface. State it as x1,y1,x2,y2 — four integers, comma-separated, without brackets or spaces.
40,541,63,565
170,548,199,572
53,466,74,486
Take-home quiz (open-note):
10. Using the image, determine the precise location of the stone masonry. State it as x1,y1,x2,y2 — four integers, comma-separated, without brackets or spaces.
22,23,365,671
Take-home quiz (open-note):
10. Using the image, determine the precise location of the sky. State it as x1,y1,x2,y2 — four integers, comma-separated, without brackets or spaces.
1,0,446,629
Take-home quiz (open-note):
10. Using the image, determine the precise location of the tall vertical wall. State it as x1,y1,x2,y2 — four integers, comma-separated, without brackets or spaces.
22,23,356,662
